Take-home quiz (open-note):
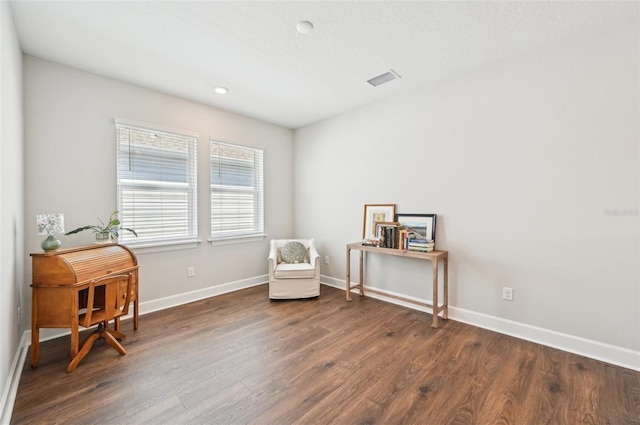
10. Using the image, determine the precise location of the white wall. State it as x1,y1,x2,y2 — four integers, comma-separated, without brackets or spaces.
8,4,639,405
0,1,24,422
23,56,294,320
295,19,639,359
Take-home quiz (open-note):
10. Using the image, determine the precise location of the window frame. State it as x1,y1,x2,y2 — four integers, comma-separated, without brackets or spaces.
209,139,265,243
115,118,199,249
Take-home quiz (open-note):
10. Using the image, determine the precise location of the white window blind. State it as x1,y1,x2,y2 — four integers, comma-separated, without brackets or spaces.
116,119,198,245
210,140,264,240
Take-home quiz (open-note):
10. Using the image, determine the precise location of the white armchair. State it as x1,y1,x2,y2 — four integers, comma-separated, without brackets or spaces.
268,239,320,299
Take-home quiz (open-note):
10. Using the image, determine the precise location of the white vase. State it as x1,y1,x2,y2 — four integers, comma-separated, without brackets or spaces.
95,233,114,244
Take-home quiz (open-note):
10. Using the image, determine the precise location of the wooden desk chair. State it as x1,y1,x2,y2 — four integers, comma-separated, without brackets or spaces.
67,273,133,372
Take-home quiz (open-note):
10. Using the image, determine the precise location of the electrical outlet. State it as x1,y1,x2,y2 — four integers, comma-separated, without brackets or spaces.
502,287,513,301
187,266,195,277
324,256,330,265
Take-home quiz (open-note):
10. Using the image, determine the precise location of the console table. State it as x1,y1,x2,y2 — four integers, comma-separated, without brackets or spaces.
30,244,139,370
346,242,448,328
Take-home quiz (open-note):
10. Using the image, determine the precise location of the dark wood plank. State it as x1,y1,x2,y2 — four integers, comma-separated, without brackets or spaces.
10,284,640,425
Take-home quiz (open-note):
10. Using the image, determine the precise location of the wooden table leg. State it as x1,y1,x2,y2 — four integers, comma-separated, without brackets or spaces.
133,298,139,330
70,320,79,358
31,291,39,368
443,255,449,320
358,251,364,296
30,326,39,368
346,245,352,301
431,258,439,328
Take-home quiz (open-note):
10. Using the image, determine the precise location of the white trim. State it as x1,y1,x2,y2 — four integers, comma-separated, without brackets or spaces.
114,117,200,139
140,275,267,315
209,140,264,241
208,234,267,246
320,276,640,372
1,332,29,425
128,239,202,254
5,273,637,423
25,275,269,344
450,306,640,372
2,274,269,424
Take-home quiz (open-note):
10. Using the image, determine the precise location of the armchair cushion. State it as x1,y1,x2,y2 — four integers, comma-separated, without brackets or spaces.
280,241,307,263
274,262,317,279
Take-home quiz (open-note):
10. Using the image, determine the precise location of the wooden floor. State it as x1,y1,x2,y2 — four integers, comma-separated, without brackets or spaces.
11,284,640,425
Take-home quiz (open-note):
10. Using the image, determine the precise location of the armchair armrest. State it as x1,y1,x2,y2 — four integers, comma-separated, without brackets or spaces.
268,240,278,271
308,239,320,267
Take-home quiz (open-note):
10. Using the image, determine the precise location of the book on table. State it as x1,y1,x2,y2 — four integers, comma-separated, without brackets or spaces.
407,238,435,252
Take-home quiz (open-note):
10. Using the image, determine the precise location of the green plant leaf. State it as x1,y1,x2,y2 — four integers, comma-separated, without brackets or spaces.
65,225,99,235
64,210,137,238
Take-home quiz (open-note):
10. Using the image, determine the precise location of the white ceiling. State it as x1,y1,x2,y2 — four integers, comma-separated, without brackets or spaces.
9,1,636,129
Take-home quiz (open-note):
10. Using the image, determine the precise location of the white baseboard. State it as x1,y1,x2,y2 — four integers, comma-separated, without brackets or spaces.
320,275,640,372
4,273,637,424
449,305,640,372
27,275,270,344
140,274,268,315
1,332,30,425
1,275,269,424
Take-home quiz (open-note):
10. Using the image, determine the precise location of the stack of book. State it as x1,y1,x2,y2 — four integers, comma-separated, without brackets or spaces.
407,239,435,252
362,238,380,247
377,224,399,249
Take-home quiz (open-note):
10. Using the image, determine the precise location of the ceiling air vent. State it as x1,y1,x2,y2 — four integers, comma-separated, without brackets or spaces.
367,70,401,87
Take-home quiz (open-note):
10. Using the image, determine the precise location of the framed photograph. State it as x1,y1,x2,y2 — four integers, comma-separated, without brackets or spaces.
394,213,437,242
362,204,396,239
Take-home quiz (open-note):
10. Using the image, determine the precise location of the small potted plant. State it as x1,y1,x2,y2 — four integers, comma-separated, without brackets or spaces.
65,211,137,243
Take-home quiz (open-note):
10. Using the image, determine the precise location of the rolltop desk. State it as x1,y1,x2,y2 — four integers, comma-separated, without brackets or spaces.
30,244,139,370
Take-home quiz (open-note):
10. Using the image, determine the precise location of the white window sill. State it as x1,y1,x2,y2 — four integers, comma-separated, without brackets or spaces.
125,239,202,254
208,234,267,246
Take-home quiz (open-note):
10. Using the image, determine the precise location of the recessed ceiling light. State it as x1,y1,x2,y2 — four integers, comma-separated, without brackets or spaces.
213,86,228,95
296,21,313,34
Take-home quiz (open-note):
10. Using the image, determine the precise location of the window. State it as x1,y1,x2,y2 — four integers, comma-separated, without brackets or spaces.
116,119,198,246
210,140,264,240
